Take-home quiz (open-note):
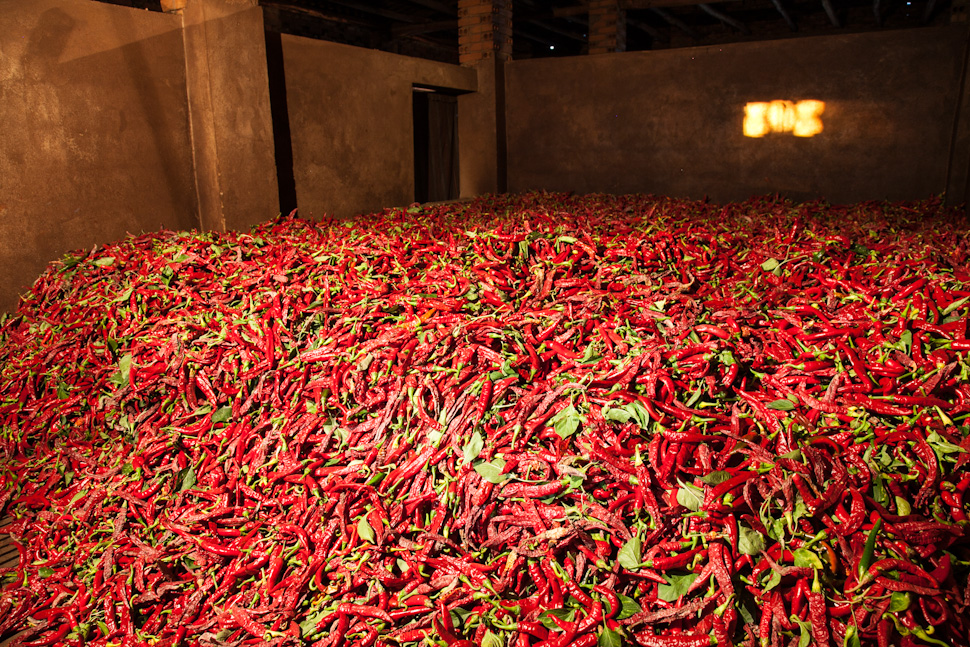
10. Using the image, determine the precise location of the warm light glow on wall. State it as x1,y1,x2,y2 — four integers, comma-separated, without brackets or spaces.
744,100,825,137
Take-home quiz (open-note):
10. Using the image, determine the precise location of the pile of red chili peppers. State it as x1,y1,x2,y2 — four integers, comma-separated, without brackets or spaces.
0,192,968,647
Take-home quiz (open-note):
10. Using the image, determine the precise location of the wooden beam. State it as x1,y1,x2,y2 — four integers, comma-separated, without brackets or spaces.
553,4,591,17
402,0,455,16
650,7,698,37
770,0,797,30
873,0,884,25
393,19,458,38
623,0,732,8
922,0,938,22
821,0,841,26
627,17,668,41
323,0,421,23
515,28,560,47
699,3,750,32
551,0,737,16
261,1,376,27
524,20,588,42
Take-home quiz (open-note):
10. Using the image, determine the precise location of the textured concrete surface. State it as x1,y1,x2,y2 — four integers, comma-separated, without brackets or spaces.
182,0,279,231
459,58,506,198
0,0,197,314
281,36,476,218
506,26,969,204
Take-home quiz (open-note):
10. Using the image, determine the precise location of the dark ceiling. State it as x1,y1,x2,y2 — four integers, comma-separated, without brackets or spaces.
103,0,955,64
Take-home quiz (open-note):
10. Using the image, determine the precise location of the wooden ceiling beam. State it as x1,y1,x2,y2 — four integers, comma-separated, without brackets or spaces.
821,0,841,26
261,1,378,27
321,0,421,23
514,28,561,47
392,19,458,38
401,0,455,16
627,17,668,41
649,6,699,37
699,3,750,32
623,0,733,9
770,0,797,29
523,20,588,42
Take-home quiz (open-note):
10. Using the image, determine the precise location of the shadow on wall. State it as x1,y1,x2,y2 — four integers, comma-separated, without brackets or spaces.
0,2,196,314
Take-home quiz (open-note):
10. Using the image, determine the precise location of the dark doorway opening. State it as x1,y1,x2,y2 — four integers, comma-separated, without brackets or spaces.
264,29,298,216
413,87,459,204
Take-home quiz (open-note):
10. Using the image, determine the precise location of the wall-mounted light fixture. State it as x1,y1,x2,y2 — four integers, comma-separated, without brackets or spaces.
744,100,825,138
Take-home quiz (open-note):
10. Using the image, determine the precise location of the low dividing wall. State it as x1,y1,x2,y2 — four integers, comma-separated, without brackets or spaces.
506,26,969,205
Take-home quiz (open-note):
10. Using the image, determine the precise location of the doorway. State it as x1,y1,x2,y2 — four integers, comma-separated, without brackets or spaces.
413,87,459,204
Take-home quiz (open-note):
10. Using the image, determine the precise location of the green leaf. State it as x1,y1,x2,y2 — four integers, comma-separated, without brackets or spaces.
482,629,504,647
38,566,55,578
926,430,967,463
615,593,641,620
357,516,375,543
872,474,889,506
767,399,795,411
699,470,731,485
603,401,650,429
894,496,912,516
93,256,116,267
539,608,577,631
177,466,196,493
676,483,704,511
474,458,508,484
300,607,332,637
598,627,623,647
625,401,652,429
793,547,824,570
761,258,780,272
109,353,133,387
549,404,582,439
898,330,913,354
792,616,812,647
764,568,782,591
738,525,765,556
658,572,697,602
888,592,911,613
450,606,474,626
845,626,862,647
211,406,232,424
604,406,633,424
617,536,642,570
462,431,484,464
719,349,736,365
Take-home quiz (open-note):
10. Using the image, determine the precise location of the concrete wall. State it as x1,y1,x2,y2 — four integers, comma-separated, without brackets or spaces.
0,0,197,313
182,0,280,231
280,36,477,218
506,26,969,204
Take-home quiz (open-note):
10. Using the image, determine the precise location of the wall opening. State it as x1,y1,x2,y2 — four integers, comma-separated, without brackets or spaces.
265,29,298,216
413,86,460,203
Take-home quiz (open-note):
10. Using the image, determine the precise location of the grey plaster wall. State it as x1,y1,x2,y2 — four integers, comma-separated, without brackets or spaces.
280,36,477,218
506,26,969,204
0,0,197,313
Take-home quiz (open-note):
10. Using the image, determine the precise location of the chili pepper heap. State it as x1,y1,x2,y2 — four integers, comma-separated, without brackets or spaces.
0,193,969,647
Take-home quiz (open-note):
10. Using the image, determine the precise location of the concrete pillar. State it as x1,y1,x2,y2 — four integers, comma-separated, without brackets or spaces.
589,0,627,54
179,0,279,231
457,0,511,196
